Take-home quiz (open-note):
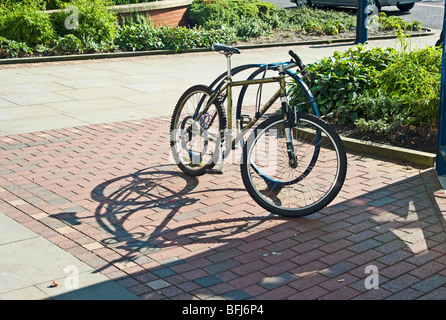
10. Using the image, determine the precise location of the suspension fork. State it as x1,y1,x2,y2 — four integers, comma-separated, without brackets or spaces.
279,65,298,169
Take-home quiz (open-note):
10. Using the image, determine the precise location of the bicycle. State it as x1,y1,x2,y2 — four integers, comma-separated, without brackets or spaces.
170,43,347,217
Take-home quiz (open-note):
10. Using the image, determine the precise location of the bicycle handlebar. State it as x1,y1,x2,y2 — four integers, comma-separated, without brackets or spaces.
289,50,310,81
288,50,304,71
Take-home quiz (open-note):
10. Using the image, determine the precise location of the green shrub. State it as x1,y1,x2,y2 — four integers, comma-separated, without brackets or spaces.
374,46,441,126
0,0,55,46
188,0,260,28
352,93,406,134
116,23,237,52
0,36,33,58
51,0,118,49
53,34,83,53
44,0,70,9
290,44,440,134
378,12,423,31
282,6,356,34
116,24,164,51
290,45,396,121
233,16,272,40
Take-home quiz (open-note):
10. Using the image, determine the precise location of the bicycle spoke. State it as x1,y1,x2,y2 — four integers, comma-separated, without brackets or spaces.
170,85,226,176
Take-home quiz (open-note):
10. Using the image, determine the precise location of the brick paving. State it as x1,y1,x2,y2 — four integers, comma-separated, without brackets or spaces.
1,114,446,300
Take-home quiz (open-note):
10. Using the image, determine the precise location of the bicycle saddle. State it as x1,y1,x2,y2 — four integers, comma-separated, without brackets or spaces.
212,43,241,55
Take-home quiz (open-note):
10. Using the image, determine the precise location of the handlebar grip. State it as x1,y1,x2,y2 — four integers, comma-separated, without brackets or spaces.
289,50,304,69
289,50,310,81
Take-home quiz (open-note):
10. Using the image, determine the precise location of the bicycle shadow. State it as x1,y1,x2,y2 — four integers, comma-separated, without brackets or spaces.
67,164,279,267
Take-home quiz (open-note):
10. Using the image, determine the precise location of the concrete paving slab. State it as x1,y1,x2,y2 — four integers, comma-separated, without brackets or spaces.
55,86,142,100
0,236,89,293
36,270,141,300
0,98,17,108
0,286,49,300
1,92,73,106
0,212,36,244
0,212,140,300
44,97,138,114
0,74,65,86
0,115,89,135
53,77,126,90
0,105,62,121
0,83,71,96
25,65,98,76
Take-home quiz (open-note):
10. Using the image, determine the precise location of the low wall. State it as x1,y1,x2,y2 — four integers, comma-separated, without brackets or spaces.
110,0,193,27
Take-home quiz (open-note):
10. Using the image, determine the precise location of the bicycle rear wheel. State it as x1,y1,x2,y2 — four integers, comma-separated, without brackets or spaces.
241,113,347,217
170,85,227,176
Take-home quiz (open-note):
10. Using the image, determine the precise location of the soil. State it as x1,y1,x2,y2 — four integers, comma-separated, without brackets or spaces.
331,122,437,154
236,28,438,154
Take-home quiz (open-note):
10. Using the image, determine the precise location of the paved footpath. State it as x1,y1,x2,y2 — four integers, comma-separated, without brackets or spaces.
2,33,446,301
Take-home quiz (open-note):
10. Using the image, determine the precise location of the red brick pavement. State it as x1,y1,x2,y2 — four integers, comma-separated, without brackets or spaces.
1,116,446,300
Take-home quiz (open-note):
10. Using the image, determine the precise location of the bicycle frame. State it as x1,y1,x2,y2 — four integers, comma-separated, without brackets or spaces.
198,60,320,152
216,75,282,147
208,63,320,118
184,49,323,176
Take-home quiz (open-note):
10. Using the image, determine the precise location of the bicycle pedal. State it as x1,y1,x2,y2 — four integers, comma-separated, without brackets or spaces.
205,169,223,175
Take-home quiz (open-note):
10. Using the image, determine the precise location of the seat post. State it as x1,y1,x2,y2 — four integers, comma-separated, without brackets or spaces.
224,52,233,139
225,53,233,81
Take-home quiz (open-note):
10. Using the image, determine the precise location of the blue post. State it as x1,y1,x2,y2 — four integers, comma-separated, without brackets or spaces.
436,3,446,175
355,0,368,44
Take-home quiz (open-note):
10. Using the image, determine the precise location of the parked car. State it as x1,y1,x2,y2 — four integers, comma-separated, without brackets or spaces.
290,0,421,11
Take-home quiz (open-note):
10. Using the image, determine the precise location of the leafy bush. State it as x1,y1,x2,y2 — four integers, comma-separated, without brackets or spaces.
0,36,33,58
53,34,83,53
44,0,70,9
353,93,406,134
116,23,237,52
116,24,164,51
188,0,262,28
233,16,272,40
378,12,422,31
374,46,441,126
0,0,55,46
282,6,356,34
290,44,441,133
51,0,118,49
290,46,397,120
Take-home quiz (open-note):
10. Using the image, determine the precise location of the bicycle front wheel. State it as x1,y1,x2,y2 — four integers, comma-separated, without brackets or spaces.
241,113,347,217
170,85,227,176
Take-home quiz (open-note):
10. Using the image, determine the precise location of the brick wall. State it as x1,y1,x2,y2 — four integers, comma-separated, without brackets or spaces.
148,6,189,26
119,6,189,27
